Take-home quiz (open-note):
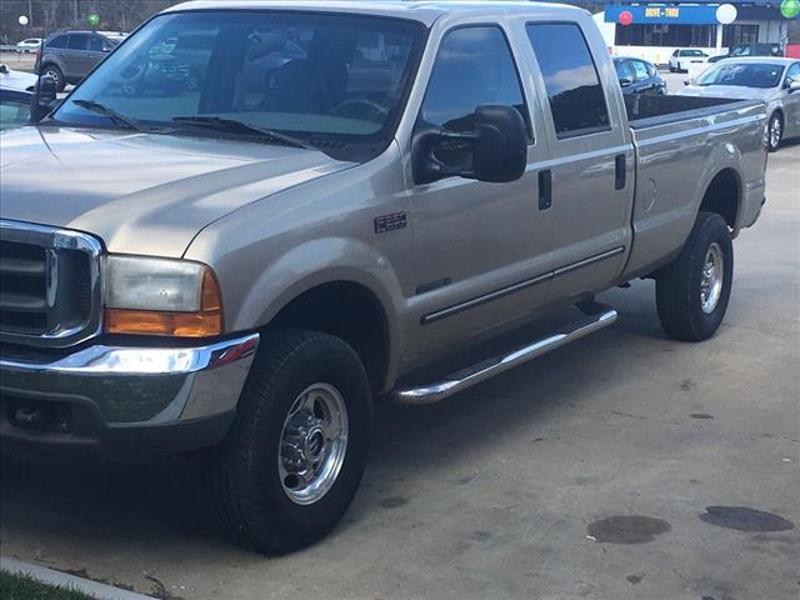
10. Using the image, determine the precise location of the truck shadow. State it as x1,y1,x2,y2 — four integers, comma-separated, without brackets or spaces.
0,278,749,560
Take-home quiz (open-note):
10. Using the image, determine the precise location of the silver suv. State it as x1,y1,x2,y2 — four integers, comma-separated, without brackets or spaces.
37,30,125,91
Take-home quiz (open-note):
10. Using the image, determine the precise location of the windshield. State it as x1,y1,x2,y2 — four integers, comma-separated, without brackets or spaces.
53,11,425,162
696,63,784,88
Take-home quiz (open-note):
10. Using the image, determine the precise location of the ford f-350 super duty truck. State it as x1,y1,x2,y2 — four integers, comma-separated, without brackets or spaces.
0,1,767,553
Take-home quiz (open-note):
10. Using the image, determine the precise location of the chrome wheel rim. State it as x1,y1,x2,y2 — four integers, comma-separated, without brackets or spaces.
278,383,348,505
701,242,724,314
769,117,782,149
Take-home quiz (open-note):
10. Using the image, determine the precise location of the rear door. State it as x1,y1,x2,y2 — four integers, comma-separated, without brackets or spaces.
524,21,633,301
64,34,92,79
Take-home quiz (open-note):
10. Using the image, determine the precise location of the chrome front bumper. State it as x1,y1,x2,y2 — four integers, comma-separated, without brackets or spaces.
0,333,259,455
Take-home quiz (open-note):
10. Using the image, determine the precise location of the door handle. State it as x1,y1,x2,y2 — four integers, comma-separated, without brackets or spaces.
614,155,626,191
538,169,552,210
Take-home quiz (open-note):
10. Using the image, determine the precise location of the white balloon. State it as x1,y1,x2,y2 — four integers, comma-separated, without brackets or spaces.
18,15,29,26
716,3,738,25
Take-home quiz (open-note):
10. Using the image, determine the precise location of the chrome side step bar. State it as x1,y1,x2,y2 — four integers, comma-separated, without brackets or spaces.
392,303,617,405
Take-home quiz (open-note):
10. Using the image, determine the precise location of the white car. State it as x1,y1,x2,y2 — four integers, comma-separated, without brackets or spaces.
0,64,37,130
679,57,800,151
15,38,42,53
669,48,708,73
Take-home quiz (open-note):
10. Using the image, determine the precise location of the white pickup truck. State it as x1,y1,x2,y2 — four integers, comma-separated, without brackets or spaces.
0,0,767,553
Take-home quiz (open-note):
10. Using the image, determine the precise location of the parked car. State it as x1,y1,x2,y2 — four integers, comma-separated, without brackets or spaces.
680,57,800,151
708,42,783,64
15,38,42,53
669,48,708,72
0,64,35,129
2,0,768,554
37,30,126,91
614,57,666,95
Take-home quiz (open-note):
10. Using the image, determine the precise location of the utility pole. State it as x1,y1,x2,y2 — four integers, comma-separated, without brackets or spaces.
28,0,33,25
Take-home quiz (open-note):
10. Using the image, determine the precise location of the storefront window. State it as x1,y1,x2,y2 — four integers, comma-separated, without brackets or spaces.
615,24,715,47
722,24,759,47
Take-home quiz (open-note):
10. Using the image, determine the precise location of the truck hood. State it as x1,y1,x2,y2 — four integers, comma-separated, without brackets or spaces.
0,126,353,257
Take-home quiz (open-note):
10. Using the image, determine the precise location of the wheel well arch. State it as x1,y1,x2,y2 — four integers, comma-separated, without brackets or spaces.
769,107,784,121
699,168,741,230
263,281,390,394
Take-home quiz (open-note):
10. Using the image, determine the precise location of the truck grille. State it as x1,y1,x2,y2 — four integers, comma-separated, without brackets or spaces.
0,221,102,348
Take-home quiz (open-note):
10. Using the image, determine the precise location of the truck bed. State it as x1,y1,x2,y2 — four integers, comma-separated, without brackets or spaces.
624,94,743,129
621,95,767,280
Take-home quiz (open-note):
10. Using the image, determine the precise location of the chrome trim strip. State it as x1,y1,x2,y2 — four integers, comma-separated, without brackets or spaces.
0,219,104,348
0,333,259,376
553,246,626,277
395,306,617,405
421,246,625,324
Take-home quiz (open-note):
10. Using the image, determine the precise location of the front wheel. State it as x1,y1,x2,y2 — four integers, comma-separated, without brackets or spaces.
655,212,733,342
41,64,65,91
213,330,372,554
767,112,783,152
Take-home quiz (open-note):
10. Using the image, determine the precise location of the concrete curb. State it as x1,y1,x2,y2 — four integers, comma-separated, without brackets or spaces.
1,557,155,600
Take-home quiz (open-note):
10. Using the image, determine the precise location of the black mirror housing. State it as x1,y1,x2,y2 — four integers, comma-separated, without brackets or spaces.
619,78,632,88
412,105,527,185
30,75,58,123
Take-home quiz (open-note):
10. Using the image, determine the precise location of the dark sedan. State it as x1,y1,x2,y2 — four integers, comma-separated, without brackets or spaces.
614,57,666,95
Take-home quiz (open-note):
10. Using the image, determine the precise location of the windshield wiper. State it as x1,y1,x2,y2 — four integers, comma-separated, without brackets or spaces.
71,99,148,131
172,116,315,151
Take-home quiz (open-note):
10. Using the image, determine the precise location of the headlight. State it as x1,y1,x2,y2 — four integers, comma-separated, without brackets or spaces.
103,255,223,337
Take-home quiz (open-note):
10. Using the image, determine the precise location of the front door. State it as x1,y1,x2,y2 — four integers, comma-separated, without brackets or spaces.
525,22,633,302
783,62,800,138
407,24,555,365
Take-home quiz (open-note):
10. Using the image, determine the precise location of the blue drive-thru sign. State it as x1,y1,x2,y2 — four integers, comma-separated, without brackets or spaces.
604,4,721,24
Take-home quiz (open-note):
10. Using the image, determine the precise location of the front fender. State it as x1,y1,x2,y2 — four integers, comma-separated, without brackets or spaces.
191,235,406,393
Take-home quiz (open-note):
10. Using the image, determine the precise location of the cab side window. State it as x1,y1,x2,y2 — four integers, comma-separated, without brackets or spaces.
48,35,68,49
420,26,530,138
786,63,800,84
632,61,649,81
526,23,610,138
67,34,87,50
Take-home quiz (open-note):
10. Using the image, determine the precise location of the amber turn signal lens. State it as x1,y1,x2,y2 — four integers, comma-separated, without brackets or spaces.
105,268,223,337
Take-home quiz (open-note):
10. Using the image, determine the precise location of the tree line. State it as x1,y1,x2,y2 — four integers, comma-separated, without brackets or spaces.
1,0,182,43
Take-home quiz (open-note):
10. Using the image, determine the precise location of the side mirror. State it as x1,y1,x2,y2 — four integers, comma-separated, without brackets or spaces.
412,105,527,185
785,80,800,93
29,74,58,122
619,78,632,88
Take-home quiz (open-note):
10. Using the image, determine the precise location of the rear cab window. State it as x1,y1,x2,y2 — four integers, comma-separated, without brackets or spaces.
525,22,610,139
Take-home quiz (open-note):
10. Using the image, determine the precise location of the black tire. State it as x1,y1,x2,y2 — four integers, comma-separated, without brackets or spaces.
669,65,675,73
767,111,783,152
213,330,372,554
656,212,733,342
41,64,65,91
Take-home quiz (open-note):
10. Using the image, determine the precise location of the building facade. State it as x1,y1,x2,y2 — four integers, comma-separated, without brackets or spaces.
594,0,793,64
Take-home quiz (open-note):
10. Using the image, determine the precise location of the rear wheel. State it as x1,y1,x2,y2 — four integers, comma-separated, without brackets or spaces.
213,330,372,554
767,112,783,152
41,64,65,91
656,212,733,342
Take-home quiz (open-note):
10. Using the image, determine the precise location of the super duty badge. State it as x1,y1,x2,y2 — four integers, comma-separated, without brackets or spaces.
374,212,407,234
